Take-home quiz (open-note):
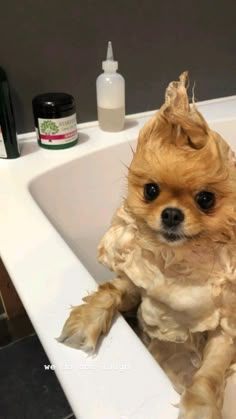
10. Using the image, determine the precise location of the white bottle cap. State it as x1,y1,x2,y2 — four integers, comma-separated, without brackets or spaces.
102,41,118,72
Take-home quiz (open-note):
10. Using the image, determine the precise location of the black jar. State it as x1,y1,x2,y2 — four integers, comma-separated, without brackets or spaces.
32,93,78,150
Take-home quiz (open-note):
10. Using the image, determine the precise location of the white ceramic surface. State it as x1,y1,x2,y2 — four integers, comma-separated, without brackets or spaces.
1,97,236,418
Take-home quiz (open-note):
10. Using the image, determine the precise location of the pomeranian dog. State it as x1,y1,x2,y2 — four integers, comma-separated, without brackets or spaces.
59,72,236,418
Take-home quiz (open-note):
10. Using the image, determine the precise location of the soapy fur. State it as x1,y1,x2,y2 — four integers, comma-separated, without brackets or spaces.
59,72,236,418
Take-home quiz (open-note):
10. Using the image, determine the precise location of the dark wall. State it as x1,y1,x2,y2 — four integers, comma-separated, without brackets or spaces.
1,0,236,134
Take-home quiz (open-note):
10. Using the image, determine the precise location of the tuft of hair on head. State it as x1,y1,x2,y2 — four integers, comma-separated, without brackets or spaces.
137,71,211,152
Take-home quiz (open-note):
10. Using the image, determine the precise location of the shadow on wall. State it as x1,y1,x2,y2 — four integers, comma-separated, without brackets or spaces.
11,87,27,134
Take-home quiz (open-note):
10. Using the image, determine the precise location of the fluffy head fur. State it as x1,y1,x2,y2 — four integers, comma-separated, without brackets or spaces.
127,71,236,246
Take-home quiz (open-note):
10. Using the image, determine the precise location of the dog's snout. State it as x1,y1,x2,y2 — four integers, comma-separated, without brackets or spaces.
161,207,184,227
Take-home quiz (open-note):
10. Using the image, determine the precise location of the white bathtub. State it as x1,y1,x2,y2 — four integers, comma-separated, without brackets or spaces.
0,97,236,418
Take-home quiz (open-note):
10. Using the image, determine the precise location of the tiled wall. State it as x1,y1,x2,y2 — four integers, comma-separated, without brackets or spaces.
1,0,236,133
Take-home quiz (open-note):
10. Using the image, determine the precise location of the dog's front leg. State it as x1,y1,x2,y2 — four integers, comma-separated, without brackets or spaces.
58,276,140,351
178,328,235,419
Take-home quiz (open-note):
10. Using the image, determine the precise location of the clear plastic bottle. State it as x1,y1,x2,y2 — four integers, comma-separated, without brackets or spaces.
96,41,125,132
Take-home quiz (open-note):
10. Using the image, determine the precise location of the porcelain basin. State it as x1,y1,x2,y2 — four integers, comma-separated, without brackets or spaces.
29,114,236,419
1,97,236,419
29,140,135,284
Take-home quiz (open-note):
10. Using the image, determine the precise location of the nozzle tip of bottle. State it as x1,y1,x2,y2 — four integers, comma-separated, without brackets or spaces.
106,41,114,61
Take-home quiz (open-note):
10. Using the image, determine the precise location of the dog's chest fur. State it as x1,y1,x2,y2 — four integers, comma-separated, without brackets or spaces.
136,245,222,343
98,204,236,343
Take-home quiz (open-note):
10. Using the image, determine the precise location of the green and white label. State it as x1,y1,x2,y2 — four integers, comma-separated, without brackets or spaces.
38,114,78,145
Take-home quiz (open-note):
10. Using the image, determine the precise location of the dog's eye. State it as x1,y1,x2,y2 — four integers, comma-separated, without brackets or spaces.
144,183,160,201
195,191,215,211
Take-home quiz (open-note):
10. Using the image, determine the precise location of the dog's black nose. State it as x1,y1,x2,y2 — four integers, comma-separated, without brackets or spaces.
161,207,184,227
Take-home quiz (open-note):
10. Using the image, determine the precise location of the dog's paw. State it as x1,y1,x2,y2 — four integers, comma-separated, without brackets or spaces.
178,387,222,419
57,303,111,352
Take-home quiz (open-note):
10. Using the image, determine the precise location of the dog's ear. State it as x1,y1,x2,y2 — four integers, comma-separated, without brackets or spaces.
137,71,210,151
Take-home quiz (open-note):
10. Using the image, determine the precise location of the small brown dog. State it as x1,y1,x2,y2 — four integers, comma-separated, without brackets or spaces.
59,72,236,418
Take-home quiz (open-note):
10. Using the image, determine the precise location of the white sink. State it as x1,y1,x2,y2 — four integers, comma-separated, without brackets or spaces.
1,97,236,419
30,141,137,285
